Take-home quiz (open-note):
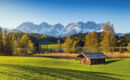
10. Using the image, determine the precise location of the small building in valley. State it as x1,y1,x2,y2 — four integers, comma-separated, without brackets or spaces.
78,52,107,65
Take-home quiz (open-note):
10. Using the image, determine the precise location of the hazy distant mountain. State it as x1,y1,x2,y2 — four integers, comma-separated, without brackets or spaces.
13,21,105,37
0,27,9,31
62,21,105,36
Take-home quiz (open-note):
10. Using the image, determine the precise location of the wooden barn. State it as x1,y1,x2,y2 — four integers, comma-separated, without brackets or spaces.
78,52,107,65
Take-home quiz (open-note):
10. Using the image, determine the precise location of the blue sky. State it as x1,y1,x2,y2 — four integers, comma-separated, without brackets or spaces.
0,0,130,33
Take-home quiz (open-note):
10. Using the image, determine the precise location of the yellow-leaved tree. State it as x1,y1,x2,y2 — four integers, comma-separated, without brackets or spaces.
27,40,34,55
101,22,116,52
19,34,34,55
64,36,72,53
84,32,99,52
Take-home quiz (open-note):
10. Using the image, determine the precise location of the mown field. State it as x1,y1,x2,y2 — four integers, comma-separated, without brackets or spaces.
0,56,130,80
40,44,58,49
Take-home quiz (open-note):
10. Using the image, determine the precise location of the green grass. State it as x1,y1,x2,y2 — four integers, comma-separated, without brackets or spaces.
0,56,130,80
41,44,58,49
40,44,64,49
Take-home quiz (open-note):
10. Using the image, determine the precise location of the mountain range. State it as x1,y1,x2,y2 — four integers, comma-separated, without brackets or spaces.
12,21,105,37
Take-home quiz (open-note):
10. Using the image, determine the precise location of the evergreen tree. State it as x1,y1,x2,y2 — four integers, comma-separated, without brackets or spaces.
117,36,127,52
5,35,14,55
84,32,99,52
3,30,8,55
0,27,3,54
71,35,83,52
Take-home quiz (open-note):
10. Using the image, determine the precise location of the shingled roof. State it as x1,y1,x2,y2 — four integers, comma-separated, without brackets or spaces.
78,52,107,59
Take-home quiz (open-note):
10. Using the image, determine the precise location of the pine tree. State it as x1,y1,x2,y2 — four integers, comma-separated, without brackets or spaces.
64,36,72,53
117,36,127,52
84,32,99,52
0,27,3,54
5,35,14,55
101,22,116,52
3,30,8,55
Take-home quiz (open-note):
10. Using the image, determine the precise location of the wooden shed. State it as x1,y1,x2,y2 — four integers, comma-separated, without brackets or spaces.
78,52,107,65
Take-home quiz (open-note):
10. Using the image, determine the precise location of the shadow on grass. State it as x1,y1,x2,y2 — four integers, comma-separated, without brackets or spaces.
0,64,124,80
105,59,123,64
42,56,78,60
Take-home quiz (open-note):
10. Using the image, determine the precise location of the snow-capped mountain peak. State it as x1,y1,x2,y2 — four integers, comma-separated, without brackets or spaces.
13,21,105,37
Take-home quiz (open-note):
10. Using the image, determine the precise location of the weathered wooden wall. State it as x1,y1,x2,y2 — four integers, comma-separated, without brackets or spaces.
91,59,105,65
80,58,105,65
81,58,91,65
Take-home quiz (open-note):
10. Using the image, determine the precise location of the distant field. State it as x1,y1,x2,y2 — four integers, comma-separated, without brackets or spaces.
0,56,130,80
39,42,57,45
40,44,58,49
40,44,64,49
34,52,130,59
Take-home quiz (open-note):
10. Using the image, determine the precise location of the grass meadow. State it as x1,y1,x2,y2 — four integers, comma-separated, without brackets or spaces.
0,56,130,80
41,44,58,48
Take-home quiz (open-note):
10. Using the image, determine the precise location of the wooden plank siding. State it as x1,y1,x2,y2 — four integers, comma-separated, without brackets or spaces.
78,52,107,65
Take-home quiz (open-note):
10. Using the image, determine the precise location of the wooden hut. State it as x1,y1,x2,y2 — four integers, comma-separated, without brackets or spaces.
78,52,107,65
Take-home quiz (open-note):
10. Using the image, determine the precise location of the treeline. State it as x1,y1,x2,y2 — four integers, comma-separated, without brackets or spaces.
62,22,130,53
0,28,34,55
0,28,59,55
0,28,15,55
0,22,130,55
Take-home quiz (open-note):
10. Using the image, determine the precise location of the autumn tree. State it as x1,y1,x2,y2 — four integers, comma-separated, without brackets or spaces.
84,32,99,52
101,22,116,52
27,40,34,55
19,34,34,55
64,36,72,53
12,39,19,55
127,43,130,52
56,38,61,52
71,40,77,53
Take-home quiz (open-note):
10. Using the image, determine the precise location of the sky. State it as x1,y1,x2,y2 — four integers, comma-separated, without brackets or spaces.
0,0,130,33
